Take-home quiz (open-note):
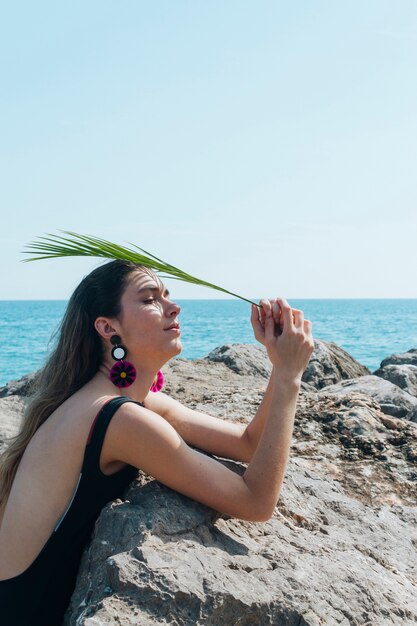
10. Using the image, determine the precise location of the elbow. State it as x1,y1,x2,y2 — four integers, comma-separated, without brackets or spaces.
239,484,280,523
252,508,274,523
245,511,273,523
242,429,256,464
239,501,276,523
243,451,254,464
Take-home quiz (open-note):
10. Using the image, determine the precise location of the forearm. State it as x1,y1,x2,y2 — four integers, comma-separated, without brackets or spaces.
245,365,276,456
243,372,301,519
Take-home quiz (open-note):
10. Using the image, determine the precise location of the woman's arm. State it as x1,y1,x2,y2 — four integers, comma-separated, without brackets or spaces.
108,369,302,522
243,371,301,515
244,366,275,459
144,391,254,463
108,298,313,522
244,299,309,459
143,367,279,464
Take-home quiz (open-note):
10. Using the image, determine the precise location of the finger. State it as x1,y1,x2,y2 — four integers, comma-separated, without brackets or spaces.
264,304,276,342
259,298,271,327
251,304,262,326
251,304,265,340
260,298,272,315
276,298,294,329
272,300,282,321
271,301,283,336
304,318,313,337
292,308,304,330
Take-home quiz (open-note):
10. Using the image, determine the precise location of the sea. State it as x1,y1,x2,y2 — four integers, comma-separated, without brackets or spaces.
0,299,416,387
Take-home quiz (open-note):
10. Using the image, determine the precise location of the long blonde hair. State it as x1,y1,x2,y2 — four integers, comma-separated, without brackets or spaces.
0,260,155,507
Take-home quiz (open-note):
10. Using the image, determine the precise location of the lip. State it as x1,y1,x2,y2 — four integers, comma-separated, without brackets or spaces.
165,327,181,334
164,323,181,332
165,322,180,330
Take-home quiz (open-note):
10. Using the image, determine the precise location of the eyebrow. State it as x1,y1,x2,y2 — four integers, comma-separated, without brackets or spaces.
137,286,170,297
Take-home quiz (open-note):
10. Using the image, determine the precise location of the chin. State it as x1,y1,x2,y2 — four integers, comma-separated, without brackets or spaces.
163,338,182,354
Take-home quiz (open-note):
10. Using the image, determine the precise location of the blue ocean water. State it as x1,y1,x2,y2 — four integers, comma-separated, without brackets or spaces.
0,299,416,387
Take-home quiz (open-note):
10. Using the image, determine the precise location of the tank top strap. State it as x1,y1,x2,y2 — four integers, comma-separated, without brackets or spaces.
81,396,144,476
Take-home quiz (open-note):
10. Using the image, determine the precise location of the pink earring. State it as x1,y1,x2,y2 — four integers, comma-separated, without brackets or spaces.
109,335,137,388
150,370,164,392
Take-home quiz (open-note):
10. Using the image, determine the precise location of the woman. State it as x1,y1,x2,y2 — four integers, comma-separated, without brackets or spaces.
0,259,314,625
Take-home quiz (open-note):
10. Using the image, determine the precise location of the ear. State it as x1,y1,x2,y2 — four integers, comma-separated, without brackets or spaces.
94,317,118,341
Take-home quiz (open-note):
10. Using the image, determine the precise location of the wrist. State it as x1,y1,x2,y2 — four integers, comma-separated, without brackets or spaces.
271,367,302,389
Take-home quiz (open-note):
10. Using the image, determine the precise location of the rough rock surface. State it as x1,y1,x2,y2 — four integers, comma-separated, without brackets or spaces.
301,340,370,390
205,343,273,379
204,343,315,393
380,348,417,368
0,342,416,625
0,396,27,452
320,375,417,422
373,364,417,398
0,371,39,399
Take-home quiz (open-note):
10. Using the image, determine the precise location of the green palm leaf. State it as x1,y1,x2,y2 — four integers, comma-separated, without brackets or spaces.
22,231,260,307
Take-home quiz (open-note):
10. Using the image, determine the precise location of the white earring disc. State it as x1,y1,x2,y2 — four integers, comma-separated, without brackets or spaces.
113,346,126,360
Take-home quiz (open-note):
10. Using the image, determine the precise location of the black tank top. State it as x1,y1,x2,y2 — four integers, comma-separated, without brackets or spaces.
0,396,142,626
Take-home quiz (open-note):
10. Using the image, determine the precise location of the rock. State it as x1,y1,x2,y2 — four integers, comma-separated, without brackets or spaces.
0,371,39,399
160,354,270,422
320,374,417,422
373,364,417,398
204,343,272,379
380,348,417,368
372,349,417,400
301,339,370,390
1,343,416,625
204,339,369,390
63,388,417,625
0,396,27,453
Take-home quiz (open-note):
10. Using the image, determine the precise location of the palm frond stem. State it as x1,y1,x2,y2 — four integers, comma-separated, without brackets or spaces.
22,231,261,307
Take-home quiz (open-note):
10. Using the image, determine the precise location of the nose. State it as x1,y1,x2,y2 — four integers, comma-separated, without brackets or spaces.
168,300,181,317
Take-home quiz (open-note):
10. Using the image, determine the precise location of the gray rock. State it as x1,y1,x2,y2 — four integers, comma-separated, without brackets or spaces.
373,364,417,398
320,374,417,422
301,339,370,390
380,348,417,368
204,343,272,379
0,396,27,453
1,344,417,625
64,390,417,625
0,371,38,399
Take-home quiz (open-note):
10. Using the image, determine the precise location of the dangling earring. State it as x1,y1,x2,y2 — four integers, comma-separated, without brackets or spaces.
109,335,137,388
150,370,164,392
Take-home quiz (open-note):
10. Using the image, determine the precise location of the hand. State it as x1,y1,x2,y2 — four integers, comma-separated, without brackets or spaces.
250,297,314,379
250,297,290,343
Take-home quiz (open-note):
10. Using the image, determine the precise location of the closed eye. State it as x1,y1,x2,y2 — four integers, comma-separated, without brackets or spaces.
144,299,155,304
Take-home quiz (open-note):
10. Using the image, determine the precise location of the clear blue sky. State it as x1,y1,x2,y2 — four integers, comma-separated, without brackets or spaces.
1,1,416,300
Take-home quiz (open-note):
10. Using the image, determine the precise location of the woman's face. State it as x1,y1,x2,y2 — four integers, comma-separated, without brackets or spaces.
115,270,182,363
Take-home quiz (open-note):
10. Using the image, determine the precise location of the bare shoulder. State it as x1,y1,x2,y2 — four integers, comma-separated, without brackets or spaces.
107,395,165,428
103,398,179,469
46,388,124,447
51,389,117,424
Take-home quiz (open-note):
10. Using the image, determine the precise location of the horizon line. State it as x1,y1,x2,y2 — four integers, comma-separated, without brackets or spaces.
1,297,417,302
